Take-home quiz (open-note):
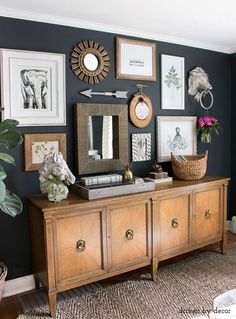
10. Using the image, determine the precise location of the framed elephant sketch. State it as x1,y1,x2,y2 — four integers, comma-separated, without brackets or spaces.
0,49,66,126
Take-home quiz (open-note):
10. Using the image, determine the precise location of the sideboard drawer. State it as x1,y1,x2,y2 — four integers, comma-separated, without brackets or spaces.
157,194,191,256
55,208,107,283
107,200,151,271
194,188,222,243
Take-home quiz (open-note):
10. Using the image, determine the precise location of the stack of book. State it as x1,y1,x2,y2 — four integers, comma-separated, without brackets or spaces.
144,171,173,184
81,174,122,186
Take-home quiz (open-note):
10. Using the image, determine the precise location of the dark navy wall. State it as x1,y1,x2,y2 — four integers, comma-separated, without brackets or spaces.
230,54,236,218
0,17,231,279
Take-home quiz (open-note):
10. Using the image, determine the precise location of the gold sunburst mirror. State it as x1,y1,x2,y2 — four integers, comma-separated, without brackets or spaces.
70,40,110,84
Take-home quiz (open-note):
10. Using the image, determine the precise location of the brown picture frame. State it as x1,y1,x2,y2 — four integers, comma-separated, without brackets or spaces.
116,37,156,81
24,133,67,171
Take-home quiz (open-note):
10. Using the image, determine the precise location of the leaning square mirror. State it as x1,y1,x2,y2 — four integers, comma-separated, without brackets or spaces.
75,103,128,174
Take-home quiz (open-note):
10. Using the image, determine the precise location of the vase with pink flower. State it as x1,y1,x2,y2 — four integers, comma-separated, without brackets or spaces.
197,116,221,143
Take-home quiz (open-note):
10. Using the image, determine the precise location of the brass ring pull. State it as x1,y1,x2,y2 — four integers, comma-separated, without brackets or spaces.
76,240,86,252
171,218,178,228
125,229,134,240
205,209,211,219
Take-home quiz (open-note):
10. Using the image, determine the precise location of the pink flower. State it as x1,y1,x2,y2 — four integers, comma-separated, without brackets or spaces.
198,117,205,128
198,116,218,128
197,116,221,143
205,117,213,126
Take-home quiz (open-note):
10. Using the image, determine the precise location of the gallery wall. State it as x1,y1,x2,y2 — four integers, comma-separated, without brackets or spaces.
0,17,231,279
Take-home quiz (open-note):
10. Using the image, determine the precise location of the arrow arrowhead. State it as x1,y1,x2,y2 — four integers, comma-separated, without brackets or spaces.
80,89,93,98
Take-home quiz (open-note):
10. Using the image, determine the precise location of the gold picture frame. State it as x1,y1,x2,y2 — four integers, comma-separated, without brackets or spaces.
70,40,110,84
24,133,67,171
116,37,156,81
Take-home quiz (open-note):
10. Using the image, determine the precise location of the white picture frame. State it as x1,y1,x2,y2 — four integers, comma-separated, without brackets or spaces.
161,55,185,110
132,133,151,162
0,49,66,126
157,116,197,162
116,37,156,81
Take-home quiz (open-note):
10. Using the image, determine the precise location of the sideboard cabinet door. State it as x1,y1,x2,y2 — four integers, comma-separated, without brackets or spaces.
54,208,107,288
155,192,192,258
193,187,222,244
107,199,151,272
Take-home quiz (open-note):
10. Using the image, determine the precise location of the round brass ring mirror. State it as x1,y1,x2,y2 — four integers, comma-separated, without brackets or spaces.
70,40,110,84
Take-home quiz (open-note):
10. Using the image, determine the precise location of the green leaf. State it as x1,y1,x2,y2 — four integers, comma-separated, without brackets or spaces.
0,180,6,202
0,131,23,149
0,190,23,217
0,153,15,164
0,166,7,180
0,119,19,133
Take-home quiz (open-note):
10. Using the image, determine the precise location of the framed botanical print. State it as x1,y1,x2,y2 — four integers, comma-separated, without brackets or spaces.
116,37,156,81
157,116,197,162
161,55,185,110
24,133,66,171
132,133,151,162
0,49,66,126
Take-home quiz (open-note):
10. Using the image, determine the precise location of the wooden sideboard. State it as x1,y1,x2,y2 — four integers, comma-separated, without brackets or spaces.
28,176,229,317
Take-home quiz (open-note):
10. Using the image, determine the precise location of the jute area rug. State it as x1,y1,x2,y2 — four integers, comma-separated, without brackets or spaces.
17,244,236,319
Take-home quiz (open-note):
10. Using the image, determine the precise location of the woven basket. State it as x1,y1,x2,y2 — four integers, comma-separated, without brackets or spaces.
171,151,208,181
0,262,7,301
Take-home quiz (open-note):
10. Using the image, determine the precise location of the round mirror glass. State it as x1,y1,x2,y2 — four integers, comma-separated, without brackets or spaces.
84,53,99,71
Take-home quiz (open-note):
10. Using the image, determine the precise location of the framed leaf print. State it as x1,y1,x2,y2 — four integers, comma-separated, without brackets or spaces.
161,55,185,110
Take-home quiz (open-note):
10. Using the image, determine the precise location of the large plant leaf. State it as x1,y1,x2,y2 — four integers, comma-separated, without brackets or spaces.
0,118,23,216
0,131,23,149
0,153,15,164
0,190,23,217
0,166,6,180
0,119,19,133
0,180,6,202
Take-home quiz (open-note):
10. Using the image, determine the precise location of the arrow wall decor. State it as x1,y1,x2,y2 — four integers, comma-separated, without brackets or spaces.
80,89,128,99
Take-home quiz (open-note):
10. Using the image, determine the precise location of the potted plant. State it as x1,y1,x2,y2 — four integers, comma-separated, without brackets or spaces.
0,119,23,301
197,116,221,143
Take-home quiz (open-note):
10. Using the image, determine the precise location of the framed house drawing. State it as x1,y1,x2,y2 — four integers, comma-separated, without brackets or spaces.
116,37,156,81
157,116,197,162
0,49,66,126
161,55,185,110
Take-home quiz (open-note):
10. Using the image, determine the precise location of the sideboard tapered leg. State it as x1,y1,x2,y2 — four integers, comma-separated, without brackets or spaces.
151,258,158,282
48,292,57,318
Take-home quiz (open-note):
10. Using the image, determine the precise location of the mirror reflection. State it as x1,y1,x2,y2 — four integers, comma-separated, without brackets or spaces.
84,53,99,71
88,116,119,160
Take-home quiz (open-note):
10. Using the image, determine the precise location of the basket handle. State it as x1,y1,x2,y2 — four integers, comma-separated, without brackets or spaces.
205,150,208,157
